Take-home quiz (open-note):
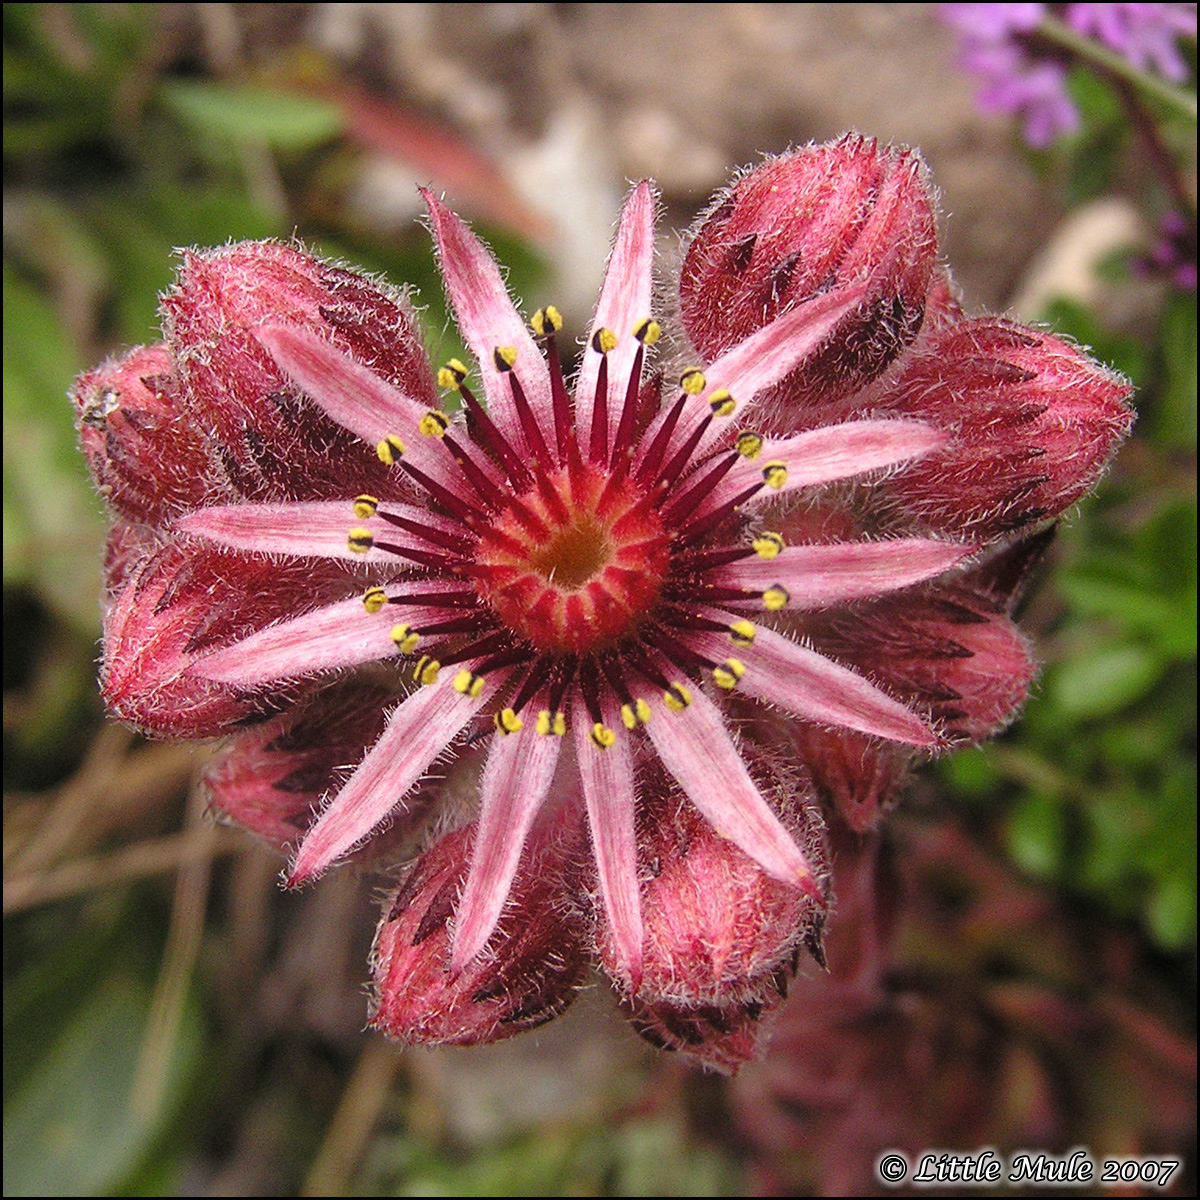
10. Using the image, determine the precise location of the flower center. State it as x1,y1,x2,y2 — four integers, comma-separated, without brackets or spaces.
473,462,670,654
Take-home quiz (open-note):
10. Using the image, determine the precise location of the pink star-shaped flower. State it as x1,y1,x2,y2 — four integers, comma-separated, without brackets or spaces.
75,135,1132,1069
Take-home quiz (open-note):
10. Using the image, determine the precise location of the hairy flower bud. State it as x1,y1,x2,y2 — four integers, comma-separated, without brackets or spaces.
102,541,356,738
371,819,589,1045
73,344,215,523
603,766,828,1008
871,320,1135,538
680,135,938,411
162,242,439,501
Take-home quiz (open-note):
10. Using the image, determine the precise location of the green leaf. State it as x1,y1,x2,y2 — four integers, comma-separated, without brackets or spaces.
160,81,343,150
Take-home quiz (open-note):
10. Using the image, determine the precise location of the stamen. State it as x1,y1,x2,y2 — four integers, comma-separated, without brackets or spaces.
445,370,531,490
532,307,573,463
390,624,421,654
728,619,757,646
751,531,785,559
735,430,764,459
589,329,617,464
440,431,505,509
706,388,736,417
535,709,567,736
494,708,523,735
453,668,486,698
761,460,788,489
500,351,553,461
679,368,706,395
347,527,374,554
414,656,441,686
376,508,473,553
363,586,387,613
376,434,406,465
712,658,746,690
635,393,689,482
677,481,764,544
397,458,483,526
663,681,693,711
655,412,713,491
762,585,791,611
590,722,616,749
353,494,379,519
419,411,449,437
661,451,740,527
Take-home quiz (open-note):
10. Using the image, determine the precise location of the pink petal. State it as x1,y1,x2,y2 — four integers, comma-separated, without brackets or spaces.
450,718,564,969
421,190,553,448
176,500,456,563
644,682,819,893
289,672,504,884
193,584,465,686
704,419,949,515
702,620,937,747
574,181,656,459
714,538,972,607
641,283,868,468
255,325,456,488
573,697,644,988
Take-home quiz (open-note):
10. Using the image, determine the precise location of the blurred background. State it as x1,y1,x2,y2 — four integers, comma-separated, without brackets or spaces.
4,4,1195,1195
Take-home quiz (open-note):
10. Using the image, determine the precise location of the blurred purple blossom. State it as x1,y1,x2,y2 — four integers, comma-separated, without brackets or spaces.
942,3,1198,147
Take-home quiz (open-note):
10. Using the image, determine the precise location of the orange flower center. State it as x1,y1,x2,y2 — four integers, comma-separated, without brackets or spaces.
473,462,670,654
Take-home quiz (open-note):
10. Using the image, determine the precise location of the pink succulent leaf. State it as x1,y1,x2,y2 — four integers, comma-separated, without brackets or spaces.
204,679,395,851
573,697,644,990
191,585,466,687
696,619,939,747
288,670,507,886
707,419,950,512
450,716,565,970
253,324,462,491
175,499,460,563
421,189,554,447
574,180,657,458
644,678,821,894
712,538,973,608
644,282,869,466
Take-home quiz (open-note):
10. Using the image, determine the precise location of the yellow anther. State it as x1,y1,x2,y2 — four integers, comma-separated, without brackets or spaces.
713,658,746,691
707,388,736,417
353,494,379,519
735,430,764,459
633,317,661,345
493,345,518,372
663,682,692,712
680,368,706,395
620,697,653,730
535,709,566,736
591,327,618,355
590,722,616,749
761,460,788,489
362,586,387,614
532,306,563,336
752,531,785,560
415,656,441,686
419,410,448,437
494,707,524,735
390,624,421,654
376,434,405,465
453,668,485,698
347,527,374,554
763,585,790,611
728,619,756,646
438,359,469,389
